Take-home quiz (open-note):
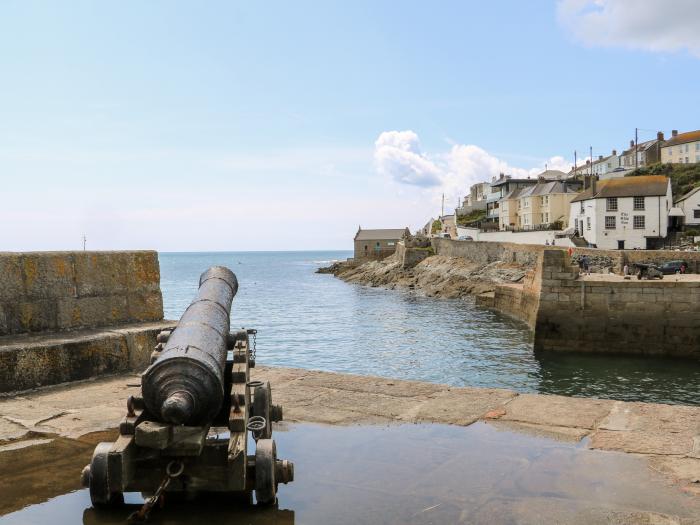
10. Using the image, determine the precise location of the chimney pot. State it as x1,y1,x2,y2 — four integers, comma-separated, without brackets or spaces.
598,155,603,160
612,149,617,156
672,129,678,137
630,140,635,148
657,131,664,141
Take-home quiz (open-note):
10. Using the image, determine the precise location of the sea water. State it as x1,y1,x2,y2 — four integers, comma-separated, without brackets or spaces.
159,251,700,406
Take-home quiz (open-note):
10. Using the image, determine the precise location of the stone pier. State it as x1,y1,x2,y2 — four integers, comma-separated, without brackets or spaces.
0,251,175,392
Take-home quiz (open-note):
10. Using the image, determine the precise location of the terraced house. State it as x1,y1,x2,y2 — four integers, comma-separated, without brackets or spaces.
569,175,672,250
500,179,581,231
661,129,700,164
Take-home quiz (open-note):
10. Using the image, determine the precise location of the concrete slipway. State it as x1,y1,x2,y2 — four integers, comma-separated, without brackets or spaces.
0,366,699,523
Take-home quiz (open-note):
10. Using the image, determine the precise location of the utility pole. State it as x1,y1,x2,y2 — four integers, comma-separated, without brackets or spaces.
635,127,638,170
574,150,577,175
589,145,593,177
82,234,87,251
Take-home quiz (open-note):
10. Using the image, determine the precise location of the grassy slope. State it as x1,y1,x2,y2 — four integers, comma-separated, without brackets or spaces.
626,163,700,198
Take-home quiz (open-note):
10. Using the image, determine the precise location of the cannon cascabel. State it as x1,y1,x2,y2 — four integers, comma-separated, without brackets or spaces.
142,266,238,425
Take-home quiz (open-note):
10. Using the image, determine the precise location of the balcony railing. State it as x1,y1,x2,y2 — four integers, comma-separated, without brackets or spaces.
502,221,564,233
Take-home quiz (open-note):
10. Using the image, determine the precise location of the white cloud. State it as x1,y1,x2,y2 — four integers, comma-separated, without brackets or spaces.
558,0,700,57
374,130,576,212
373,130,442,187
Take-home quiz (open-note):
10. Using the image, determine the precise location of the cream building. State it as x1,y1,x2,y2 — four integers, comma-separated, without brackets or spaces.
661,129,700,164
500,180,580,230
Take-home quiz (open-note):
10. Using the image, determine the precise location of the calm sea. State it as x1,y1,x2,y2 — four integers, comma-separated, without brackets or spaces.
159,251,700,406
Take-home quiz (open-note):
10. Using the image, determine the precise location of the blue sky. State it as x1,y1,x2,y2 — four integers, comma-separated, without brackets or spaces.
1,0,698,251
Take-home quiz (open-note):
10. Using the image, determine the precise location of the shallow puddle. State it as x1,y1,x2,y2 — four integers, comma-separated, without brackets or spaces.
1,422,698,524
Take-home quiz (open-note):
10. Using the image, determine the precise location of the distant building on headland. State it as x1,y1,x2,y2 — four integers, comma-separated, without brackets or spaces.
354,227,410,261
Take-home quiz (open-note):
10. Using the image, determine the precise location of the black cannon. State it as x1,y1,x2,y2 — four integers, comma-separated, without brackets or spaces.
81,266,293,518
634,262,664,280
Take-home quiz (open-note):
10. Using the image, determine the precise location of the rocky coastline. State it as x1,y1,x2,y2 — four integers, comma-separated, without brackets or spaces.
318,251,528,298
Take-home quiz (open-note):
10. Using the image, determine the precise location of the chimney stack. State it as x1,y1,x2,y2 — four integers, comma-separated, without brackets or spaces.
598,155,603,160
591,176,597,195
672,130,678,138
612,149,617,156
630,140,635,148
657,131,664,141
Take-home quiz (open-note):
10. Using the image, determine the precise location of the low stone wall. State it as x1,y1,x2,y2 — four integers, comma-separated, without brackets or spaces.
0,251,163,336
621,250,700,273
534,250,700,359
433,238,700,276
431,238,542,268
0,251,171,392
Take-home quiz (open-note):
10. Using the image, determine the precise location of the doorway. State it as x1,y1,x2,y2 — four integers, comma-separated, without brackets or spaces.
617,240,625,250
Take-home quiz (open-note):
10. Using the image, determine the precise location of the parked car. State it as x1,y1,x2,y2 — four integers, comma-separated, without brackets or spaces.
659,260,689,274
457,236,474,241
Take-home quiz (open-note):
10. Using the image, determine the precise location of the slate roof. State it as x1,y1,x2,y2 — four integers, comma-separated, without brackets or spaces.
510,181,578,199
570,176,669,203
354,228,409,241
620,139,659,156
675,186,700,204
662,130,700,148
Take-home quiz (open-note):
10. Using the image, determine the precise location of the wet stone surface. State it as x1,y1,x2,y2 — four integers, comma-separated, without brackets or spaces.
1,423,699,525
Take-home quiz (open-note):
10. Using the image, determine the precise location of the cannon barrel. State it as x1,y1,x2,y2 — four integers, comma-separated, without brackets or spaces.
142,266,238,425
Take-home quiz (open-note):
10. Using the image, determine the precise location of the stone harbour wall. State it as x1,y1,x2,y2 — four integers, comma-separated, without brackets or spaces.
432,239,700,359
533,250,700,359
0,251,172,392
0,251,163,336
431,238,542,268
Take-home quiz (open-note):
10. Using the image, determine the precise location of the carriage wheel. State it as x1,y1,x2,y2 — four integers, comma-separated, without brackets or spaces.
255,439,277,505
88,443,124,507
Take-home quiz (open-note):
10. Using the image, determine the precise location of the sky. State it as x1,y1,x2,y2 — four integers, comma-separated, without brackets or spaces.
1,0,699,251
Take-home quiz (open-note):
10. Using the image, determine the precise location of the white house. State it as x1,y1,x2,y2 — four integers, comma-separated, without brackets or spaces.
569,175,672,250
674,187,700,228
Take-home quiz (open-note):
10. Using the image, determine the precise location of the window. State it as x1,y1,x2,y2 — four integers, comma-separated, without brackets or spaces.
633,216,645,229
606,197,618,211
694,210,700,219
633,196,645,210
586,217,591,230
580,201,584,213
605,216,616,230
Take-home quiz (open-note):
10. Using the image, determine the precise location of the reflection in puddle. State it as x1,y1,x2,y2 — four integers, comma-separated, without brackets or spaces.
1,423,698,524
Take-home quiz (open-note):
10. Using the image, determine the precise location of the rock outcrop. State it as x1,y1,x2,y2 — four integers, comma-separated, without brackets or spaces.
326,252,527,298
